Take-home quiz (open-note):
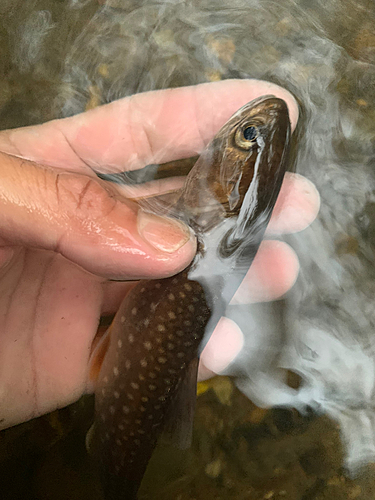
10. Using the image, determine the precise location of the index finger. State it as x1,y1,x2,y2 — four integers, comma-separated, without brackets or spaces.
0,79,298,174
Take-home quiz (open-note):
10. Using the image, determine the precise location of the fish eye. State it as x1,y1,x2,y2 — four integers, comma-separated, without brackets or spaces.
234,124,259,150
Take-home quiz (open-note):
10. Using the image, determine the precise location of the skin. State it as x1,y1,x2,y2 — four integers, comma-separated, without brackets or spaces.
0,80,320,430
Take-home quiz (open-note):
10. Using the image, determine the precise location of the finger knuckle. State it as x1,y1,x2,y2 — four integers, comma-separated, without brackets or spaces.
56,173,116,220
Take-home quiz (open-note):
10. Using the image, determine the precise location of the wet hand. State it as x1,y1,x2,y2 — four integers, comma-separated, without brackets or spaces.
0,79,318,429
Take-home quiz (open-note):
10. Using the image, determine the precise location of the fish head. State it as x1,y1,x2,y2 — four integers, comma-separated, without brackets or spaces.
179,96,291,235
179,95,290,269
213,95,290,216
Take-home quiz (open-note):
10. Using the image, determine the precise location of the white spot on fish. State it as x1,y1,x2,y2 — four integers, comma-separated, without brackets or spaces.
113,367,119,376
131,307,137,315
179,292,186,298
155,283,161,289
177,352,185,358
158,347,166,354
144,341,152,350
135,419,141,425
158,357,167,364
192,296,199,303
168,311,176,319
117,340,122,349
172,278,178,285
125,359,131,369
109,406,115,415
101,388,106,396
157,324,166,332
149,372,156,379
168,293,175,301
155,337,162,344
140,406,146,412
114,391,120,399
141,396,148,402
184,283,192,291
128,333,134,343
176,330,184,337
130,382,139,390
140,358,147,367
167,343,175,350
137,429,145,435
140,287,145,293
184,320,192,326
121,316,125,323
149,384,157,390
139,374,145,381
134,439,141,446
116,439,122,446
154,404,161,410
144,318,150,327
148,414,153,419
184,341,193,347
118,424,125,431
127,393,134,400
150,302,157,311
168,368,177,374
103,376,108,383
164,378,171,385
123,406,130,414
188,305,195,312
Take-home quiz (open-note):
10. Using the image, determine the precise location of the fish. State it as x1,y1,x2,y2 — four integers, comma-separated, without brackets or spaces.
87,95,291,499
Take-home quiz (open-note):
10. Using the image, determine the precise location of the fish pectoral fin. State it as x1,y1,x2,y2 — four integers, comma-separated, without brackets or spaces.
161,357,199,450
88,326,112,388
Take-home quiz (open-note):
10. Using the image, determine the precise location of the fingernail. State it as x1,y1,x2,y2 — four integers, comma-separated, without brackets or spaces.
137,210,192,253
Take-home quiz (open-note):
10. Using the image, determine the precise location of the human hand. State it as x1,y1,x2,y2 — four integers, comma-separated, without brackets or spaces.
0,79,319,429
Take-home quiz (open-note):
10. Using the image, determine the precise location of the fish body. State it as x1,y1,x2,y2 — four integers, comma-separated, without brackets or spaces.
88,96,291,498
88,272,210,498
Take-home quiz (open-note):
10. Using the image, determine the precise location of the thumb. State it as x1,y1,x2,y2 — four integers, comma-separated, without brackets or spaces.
0,151,196,279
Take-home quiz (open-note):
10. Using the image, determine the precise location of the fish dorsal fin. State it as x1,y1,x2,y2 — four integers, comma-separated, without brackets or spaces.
161,357,200,450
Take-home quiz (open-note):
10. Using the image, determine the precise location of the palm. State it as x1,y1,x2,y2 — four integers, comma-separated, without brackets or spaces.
0,247,103,428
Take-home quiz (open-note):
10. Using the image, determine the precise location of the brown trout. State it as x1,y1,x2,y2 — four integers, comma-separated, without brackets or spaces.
87,96,291,498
